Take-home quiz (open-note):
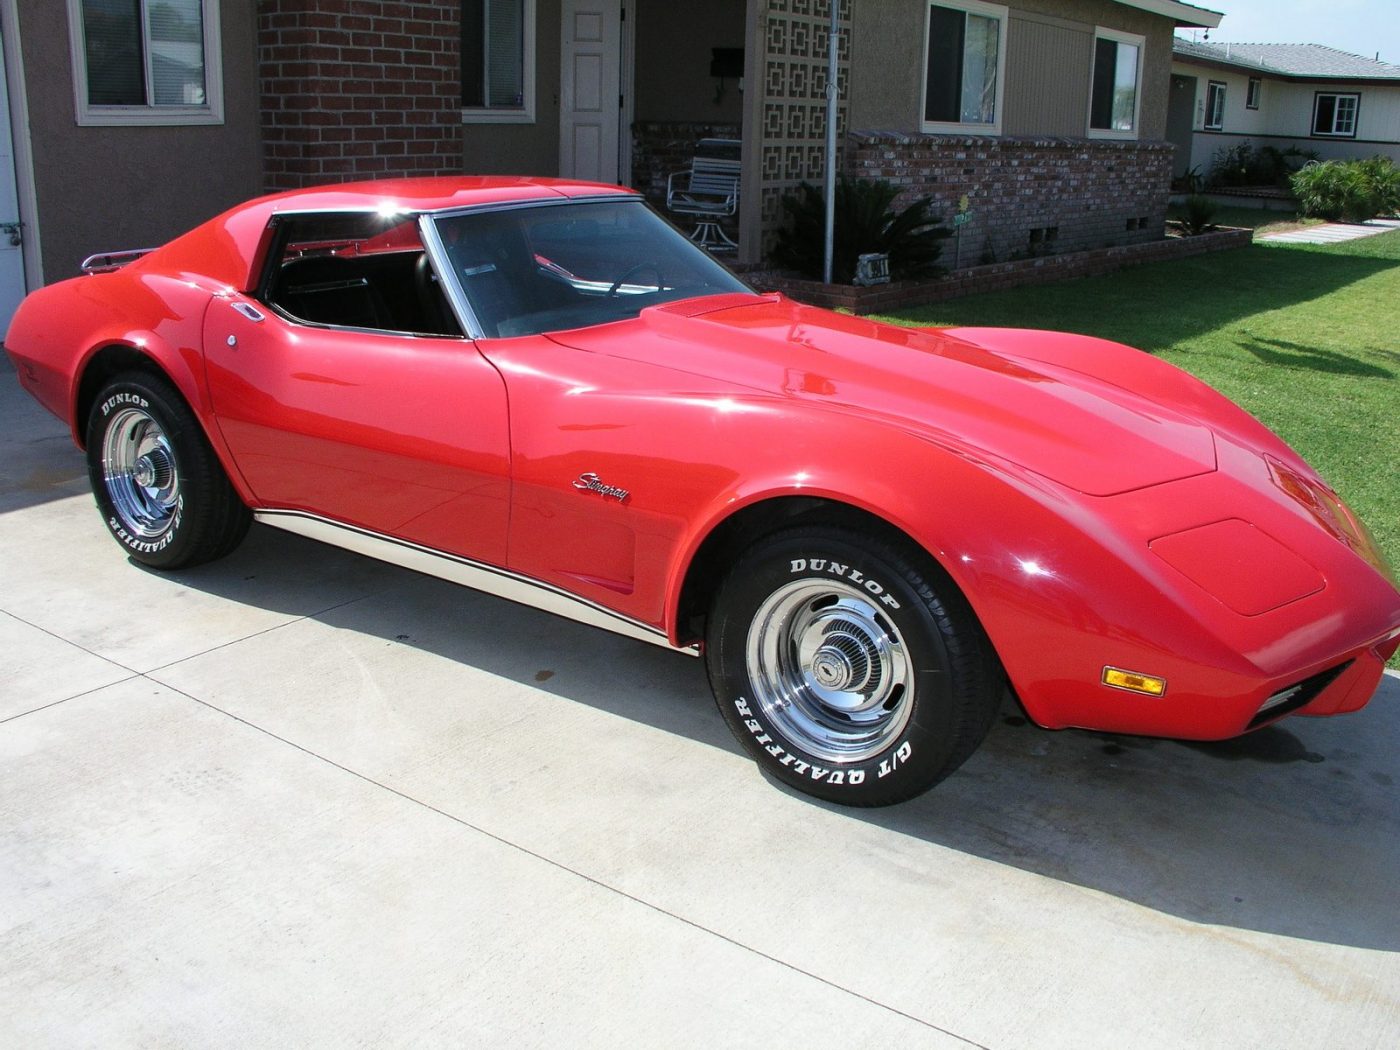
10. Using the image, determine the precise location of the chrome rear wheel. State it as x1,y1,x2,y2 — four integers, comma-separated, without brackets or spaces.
86,372,250,569
102,406,180,540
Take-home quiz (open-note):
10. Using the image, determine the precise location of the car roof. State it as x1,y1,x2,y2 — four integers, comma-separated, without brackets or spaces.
135,176,640,293
258,175,637,215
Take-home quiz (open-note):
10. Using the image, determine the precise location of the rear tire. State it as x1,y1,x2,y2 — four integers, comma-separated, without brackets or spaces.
706,526,1000,806
85,372,250,570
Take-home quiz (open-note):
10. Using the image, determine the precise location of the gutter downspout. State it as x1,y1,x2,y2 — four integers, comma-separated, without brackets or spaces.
822,0,839,285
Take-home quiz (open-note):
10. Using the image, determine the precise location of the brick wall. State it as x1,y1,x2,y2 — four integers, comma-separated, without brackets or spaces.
846,133,1177,265
259,0,463,190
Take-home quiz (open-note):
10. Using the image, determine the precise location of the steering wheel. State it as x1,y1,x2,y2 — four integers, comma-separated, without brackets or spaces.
607,261,663,297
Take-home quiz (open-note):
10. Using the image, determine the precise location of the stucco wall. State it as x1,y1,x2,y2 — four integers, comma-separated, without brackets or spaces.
633,0,745,125
849,0,1172,141
17,0,263,282
462,0,561,176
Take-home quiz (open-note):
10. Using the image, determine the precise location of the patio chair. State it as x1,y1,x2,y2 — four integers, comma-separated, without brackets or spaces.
666,138,741,251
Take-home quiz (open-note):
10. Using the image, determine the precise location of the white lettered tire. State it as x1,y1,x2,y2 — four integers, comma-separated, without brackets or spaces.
85,372,250,570
706,526,1001,805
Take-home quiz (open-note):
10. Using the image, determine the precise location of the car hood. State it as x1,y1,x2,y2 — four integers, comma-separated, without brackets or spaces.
548,294,1216,497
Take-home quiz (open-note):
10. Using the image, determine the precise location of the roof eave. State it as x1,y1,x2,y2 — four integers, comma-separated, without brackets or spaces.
1115,0,1223,28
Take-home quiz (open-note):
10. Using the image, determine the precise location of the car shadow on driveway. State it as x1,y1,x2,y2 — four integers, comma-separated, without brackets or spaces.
155,525,1400,955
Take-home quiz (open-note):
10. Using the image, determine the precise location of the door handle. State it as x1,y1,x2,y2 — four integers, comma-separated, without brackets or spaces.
231,302,266,322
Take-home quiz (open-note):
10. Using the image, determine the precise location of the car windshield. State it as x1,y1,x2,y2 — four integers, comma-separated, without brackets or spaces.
430,198,753,338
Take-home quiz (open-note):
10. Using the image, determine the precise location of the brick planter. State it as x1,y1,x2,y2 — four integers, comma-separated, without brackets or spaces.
742,227,1253,315
847,132,1177,263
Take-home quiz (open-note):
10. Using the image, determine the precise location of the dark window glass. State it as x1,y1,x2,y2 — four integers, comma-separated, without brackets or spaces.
461,0,526,110
83,0,146,106
1205,81,1226,130
923,5,966,124
1090,37,1117,130
1313,94,1336,134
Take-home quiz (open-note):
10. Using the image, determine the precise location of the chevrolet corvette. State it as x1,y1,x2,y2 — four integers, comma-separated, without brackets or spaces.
7,177,1399,805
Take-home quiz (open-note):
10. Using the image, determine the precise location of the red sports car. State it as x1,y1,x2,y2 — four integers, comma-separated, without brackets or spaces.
7,177,1399,805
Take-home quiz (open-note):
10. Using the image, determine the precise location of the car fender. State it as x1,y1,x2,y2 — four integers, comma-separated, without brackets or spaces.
5,271,256,503
660,401,1267,732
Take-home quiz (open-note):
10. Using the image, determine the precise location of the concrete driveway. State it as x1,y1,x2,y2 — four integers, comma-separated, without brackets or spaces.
3,360,1398,1049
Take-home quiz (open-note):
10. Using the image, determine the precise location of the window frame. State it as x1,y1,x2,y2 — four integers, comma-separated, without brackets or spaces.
1312,91,1360,138
1246,76,1261,110
460,0,537,125
1086,26,1145,139
919,0,1009,137
66,0,224,127
1204,80,1226,131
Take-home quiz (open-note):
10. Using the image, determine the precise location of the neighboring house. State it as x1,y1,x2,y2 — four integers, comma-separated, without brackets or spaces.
0,0,1223,338
1169,39,1400,181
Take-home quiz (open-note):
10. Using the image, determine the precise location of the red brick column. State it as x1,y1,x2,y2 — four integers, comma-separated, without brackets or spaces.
259,0,463,190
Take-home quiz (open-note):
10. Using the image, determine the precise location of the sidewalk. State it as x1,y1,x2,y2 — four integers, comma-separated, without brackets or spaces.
1260,216,1400,244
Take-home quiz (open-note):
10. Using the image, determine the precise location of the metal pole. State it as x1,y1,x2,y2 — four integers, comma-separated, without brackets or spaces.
822,0,839,284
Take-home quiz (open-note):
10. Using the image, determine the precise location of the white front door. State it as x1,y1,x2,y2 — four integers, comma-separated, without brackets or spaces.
0,23,27,336
559,0,621,184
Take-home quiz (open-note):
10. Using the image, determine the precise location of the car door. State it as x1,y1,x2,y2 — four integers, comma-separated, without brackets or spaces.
201,217,510,565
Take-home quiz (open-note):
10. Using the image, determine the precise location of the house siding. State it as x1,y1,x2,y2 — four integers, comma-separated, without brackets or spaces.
1002,12,1092,138
15,0,263,282
848,0,1172,141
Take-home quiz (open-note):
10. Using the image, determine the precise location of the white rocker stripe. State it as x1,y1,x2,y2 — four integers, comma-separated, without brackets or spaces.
254,510,700,656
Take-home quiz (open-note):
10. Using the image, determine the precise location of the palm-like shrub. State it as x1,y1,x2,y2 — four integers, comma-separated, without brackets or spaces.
771,177,949,284
1176,194,1220,236
1291,157,1400,222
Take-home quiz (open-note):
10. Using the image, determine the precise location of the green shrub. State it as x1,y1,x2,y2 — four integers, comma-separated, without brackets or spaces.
771,177,949,284
1176,195,1220,236
1208,141,1318,188
1290,157,1400,222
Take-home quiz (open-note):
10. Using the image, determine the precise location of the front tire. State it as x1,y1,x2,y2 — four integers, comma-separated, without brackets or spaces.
85,372,250,570
706,527,1001,806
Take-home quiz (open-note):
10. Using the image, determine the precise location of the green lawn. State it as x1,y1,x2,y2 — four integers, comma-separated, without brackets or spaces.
1165,204,1322,238
873,231,1400,625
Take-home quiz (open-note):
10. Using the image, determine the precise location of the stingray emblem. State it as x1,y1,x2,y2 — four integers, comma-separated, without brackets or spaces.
573,472,630,503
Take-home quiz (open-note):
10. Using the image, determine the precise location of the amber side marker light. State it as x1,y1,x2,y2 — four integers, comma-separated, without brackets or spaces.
1102,667,1168,697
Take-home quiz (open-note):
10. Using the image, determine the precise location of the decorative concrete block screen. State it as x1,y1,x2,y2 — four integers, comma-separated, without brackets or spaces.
756,0,851,255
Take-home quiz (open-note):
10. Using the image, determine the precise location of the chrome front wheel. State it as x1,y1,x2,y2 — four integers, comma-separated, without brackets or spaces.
706,526,1001,806
746,580,915,763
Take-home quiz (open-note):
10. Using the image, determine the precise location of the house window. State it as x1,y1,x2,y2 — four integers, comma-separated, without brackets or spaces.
1313,92,1359,137
461,0,537,123
921,0,1008,135
1246,77,1261,110
1205,81,1226,131
1089,28,1143,136
67,0,224,126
